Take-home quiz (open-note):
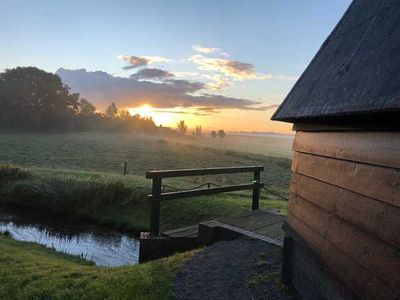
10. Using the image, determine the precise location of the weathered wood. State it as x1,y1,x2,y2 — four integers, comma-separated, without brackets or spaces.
163,225,199,238
218,210,284,232
149,183,260,201
288,196,400,291
252,170,261,210
281,236,293,284
290,173,400,247
286,215,396,300
150,177,162,235
293,131,400,168
292,152,400,208
146,166,264,179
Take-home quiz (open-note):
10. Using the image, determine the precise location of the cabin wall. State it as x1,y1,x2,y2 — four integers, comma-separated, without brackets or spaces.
284,131,400,300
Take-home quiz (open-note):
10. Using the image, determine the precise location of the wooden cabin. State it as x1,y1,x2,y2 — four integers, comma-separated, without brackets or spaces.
272,1,400,299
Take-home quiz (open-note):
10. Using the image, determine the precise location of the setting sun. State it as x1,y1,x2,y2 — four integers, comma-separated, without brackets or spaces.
128,105,181,127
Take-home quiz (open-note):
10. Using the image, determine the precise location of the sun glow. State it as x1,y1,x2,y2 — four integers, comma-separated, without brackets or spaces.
128,104,180,127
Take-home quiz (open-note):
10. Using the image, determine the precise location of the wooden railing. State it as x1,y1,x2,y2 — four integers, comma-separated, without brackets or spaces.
146,166,264,235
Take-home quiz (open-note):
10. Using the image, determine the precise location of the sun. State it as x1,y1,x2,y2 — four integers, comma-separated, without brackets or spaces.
136,104,152,118
128,104,179,127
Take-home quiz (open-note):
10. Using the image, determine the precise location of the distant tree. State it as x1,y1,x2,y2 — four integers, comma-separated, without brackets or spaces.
195,125,202,136
105,102,118,118
210,130,217,138
177,120,187,135
0,67,80,130
118,109,131,120
218,129,226,138
78,98,96,115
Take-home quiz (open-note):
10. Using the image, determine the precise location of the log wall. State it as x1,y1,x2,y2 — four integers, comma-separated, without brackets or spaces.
285,131,400,300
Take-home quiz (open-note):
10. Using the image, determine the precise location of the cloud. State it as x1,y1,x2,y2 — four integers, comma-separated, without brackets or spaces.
143,56,173,64
192,45,229,57
118,54,173,70
56,68,266,112
130,68,174,80
117,55,148,69
193,45,220,54
263,104,280,110
189,54,298,81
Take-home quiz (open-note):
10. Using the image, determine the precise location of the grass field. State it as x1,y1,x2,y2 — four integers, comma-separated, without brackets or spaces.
0,233,192,299
0,132,293,299
0,132,291,233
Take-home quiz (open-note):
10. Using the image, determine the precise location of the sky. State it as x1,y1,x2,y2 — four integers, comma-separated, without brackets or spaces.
0,0,351,133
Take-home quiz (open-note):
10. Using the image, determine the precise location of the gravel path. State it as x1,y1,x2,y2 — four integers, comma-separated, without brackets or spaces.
174,238,299,300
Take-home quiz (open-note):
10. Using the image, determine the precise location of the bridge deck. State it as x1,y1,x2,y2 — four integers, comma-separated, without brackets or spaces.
163,209,286,246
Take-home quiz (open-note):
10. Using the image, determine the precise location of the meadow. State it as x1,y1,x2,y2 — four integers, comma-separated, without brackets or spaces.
0,132,292,233
0,132,293,299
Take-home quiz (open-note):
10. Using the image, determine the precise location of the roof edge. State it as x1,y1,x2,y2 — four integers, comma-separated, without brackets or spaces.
271,0,356,122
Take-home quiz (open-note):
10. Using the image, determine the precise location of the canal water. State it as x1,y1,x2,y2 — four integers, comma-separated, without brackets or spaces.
0,207,140,267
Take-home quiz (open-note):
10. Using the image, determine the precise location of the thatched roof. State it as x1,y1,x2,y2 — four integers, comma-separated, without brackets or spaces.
272,0,400,122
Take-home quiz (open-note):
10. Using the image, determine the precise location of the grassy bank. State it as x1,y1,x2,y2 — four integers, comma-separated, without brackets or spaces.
0,132,291,193
0,233,192,299
0,165,288,233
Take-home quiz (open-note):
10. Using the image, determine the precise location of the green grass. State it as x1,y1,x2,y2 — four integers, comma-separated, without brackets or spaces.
0,132,291,232
0,233,193,300
0,165,288,233
0,132,291,192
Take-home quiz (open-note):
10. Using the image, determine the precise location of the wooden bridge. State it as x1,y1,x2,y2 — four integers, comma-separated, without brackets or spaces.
139,166,286,262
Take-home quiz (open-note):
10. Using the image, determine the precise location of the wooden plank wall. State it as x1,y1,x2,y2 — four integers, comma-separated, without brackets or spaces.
287,131,400,300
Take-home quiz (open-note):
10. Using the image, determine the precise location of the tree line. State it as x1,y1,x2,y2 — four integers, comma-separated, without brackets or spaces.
0,67,157,132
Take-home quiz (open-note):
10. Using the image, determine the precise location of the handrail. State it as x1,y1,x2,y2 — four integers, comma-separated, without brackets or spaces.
146,166,264,178
146,166,264,235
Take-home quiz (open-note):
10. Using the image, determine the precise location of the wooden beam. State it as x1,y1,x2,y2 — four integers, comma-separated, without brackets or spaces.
148,183,262,201
292,152,400,208
290,173,400,248
285,216,396,300
146,166,264,179
293,131,400,168
288,196,400,291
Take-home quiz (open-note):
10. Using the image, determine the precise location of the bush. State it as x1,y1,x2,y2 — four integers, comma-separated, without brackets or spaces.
0,164,28,185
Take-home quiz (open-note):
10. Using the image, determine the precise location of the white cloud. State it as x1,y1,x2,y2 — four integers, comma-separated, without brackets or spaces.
192,45,221,54
189,54,298,82
143,55,174,64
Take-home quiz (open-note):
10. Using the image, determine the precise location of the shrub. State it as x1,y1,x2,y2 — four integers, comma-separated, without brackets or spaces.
0,164,28,185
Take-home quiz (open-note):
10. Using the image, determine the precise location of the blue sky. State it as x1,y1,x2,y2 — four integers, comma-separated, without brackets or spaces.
1,0,351,132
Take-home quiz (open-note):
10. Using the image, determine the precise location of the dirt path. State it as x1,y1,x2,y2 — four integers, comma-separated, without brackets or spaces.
174,238,299,300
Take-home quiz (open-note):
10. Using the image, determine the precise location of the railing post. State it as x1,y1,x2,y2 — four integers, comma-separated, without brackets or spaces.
252,170,261,210
150,177,162,235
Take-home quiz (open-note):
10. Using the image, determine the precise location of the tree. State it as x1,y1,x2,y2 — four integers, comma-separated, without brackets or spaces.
118,109,131,120
105,102,118,118
177,120,187,135
210,130,217,138
195,125,202,136
78,98,96,115
0,67,80,130
218,129,226,138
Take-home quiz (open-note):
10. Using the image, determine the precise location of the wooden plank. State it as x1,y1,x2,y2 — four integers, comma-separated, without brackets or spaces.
286,215,396,300
290,173,400,247
150,183,259,201
252,222,284,239
219,211,284,231
292,152,400,208
288,197,400,291
163,225,199,238
146,166,264,179
293,131,400,168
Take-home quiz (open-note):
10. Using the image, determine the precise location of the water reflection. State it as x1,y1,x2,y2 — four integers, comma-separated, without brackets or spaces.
0,208,139,267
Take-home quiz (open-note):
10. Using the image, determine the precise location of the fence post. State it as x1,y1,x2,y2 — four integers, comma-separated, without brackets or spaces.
123,161,128,175
252,170,261,210
150,177,162,235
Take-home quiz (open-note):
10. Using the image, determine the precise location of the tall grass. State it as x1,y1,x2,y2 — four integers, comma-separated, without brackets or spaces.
0,165,150,220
